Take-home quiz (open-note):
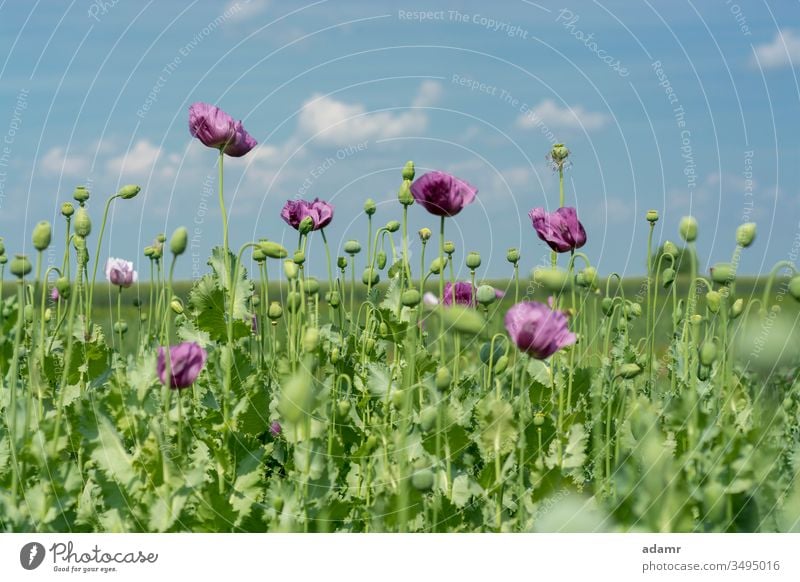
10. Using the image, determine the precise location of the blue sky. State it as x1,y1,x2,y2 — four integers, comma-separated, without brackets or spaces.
0,0,798,281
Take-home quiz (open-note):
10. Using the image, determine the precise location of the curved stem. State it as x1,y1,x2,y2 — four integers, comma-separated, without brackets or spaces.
87,193,120,321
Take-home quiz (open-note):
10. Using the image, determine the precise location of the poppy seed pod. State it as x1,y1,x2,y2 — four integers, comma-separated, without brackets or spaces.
788,276,800,302
398,181,414,206
706,290,721,313
386,220,400,233
476,284,498,306
156,233,167,243
429,257,446,275
32,221,52,251
646,209,659,223
700,341,718,366
74,208,92,237
662,267,676,288
730,297,744,318
305,278,320,295
169,226,188,255
362,267,380,286
0,255,6,265
252,247,266,262
663,240,679,258
118,184,141,200
679,216,698,242
401,289,421,307
710,263,735,285
550,143,569,164
443,240,455,255
364,198,377,216
115,321,130,334
736,222,756,248
286,291,302,312
73,185,90,204
56,277,71,299
337,256,348,270
435,366,452,390
466,251,481,270
376,251,387,270
267,301,283,320
344,240,361,255
283,260,299,280
582,266,598,288
61,202,75,217
533,412,546,426
419,227,432,242
293,250,305,265
10,254,32,278
152,243,163,260
298,216,314,236
533,267,570,294
303,328,320,352
506,247,520,264
439,305,486,336
601,297,614,316
144,246,155,258
327,290,341,308
402,160,415,181
259,240,288,259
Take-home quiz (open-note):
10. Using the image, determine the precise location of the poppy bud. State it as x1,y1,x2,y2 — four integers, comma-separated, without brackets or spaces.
156,233,167,243
259,240,288,259
533,267,569,294
305,278,320,296
533,412,546,426
23,304,33,323
337,256,348,270
32,221,52,251
252,247,266,262
293,250,305,265
268,301,283,320
376,251,387,270
493,355,509,374
618,363,642,379
401,289,421,307
444,241,455,255
74,208,92,237
788,276,800,302
402,160,415,181
736,222,756,248
466,251,481,270
118,184,141,200
0,255,6,265
61,202,75,217
710,263,734,285
679,216,698,242
10,254,32,278
286,291,302,312
730,297,744,318
363,198,377,216
582,266,598,288
170,297,184,314
435,366,452,390
344,240,361,254
170,226,188,255
439,305,486,336
398,181,414,206
303,328,320,352
646,209,659,223
56,277,71,299
386,220,400,233
336,399,350,416
283,260,299,280
601,297,614,316
44,308,52,322
706,290,721,313
419,228,432,242
412,467,434,492
699,341,717,366
362,267,380,286
73,185,90,204
506,247,520,264
331,349,341,365
327,291,341,308
428,257,446,275
663,240,679,258
662,267,676,288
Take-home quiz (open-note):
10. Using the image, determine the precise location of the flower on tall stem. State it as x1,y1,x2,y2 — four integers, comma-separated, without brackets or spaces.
504,301,576,359
280,198,334,231
157,342,208,389
188,102,257,157
105,258,137,288
441,281,504,307
529,207,587,253
410,171,477,217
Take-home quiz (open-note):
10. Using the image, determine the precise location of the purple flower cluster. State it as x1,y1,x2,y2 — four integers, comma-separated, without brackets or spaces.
280,198,334,231
189,102,257,158
504,301,576,359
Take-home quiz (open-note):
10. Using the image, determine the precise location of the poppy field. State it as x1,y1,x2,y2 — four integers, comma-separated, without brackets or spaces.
2,103,800,533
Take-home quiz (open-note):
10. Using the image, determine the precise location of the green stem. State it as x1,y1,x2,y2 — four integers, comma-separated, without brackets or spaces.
87,193,120,322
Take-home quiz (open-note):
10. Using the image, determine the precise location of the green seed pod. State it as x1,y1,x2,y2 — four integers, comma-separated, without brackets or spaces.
401,289,421,307
730,297,744,319
697,364,710,382
412,468,434,492
402,160,415,181
428,257,446,275
169,226,188,255
466,251,481,270
23,304,34,323
259,240,288,259
278,370,315,424
362,267,380,286
303,328,320,352
0,255,6,265
61,202,75,217
533,412,545,426
706,290,721,313
710,263,735,285
170,297,184,314
44,308,52,322
379,322,389,336
336,399,351,417
344,240,361,254
376,251,387,270
73,207,92,237
443,240,455,255
385,220,400,233
9,254,32,278
582,266,598,288
419,228,432,242
267,301,283,320
286,291,302,312
32,220,52,251
690,314,703,326
330,348,340,364
601,297,614,316
646,209,659,223
336,256,348,271
736,222,756,248
363,198,377,216
420,406,438,432
272,497,284,512
788,276,800,302
629,302,642,318
550,143,569,164
156,233,166,243
326,291,341,308
56,277,71,299
699,341,718,366
476,284,497,306
618,363,643,379
398,181,414,206
506,247,520,264
662,267,676,288
298,216,314,235
144,245,155,258
152,244,163,259
493,355,509,374
435,366,452,390
73,185,90,204
305,278,320,296
118,184,141,200
293,250,305,265
250,295,260,308
439,305,486,336
365,338,376,353
283,259,299,280
113,320,128,334
252,246,266,262
679,216,698,242
663,240,679,258
533,267,569,294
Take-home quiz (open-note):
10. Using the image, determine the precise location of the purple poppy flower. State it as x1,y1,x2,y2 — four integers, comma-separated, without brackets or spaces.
442,281,505,307
270,421,282,437
188,102,257,158
50,287,60,301
105,258,138,288
410,171,477,217
280,198,334,231
157,342,208,389
529,207,587,253
504,301,576,359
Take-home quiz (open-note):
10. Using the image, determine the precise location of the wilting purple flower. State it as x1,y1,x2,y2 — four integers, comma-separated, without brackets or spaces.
105,258,138,288
410,171,477,217
157,342,208,389
529,207,587,253
188,102,257,158
280,198,334,231
270,421,282,437
50,287,60,301
442,281,505,307
504,301,576,359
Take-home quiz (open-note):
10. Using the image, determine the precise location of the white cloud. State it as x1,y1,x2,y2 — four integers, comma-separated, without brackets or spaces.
106,139,162,176
224,0,269,22
298,83,438,146
752,29,800,69
516,99,609,132
40,147,90,177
